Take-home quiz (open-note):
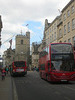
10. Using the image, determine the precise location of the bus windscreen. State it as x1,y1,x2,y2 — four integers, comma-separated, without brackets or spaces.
51,44,75,72
51,44,73,53
14,61,25,67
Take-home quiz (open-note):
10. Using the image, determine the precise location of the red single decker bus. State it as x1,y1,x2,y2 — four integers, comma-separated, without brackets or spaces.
39,43,75,82
11,61,27,76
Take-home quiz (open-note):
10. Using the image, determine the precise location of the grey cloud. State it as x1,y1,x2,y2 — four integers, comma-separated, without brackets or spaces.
0,0,66,24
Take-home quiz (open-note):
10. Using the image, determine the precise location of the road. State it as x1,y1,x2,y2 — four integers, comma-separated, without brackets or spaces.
13,71,75,100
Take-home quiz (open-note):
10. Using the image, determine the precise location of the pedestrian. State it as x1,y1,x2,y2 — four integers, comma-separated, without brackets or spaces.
34,66,36,71
10,66,12,75
1,68,6,80
4,68,6,76
6,66,9,74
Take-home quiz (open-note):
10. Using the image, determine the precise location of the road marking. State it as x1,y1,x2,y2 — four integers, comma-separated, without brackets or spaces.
63,86,75,91
12,79,18,100
64,96,71,100
54,91,61,95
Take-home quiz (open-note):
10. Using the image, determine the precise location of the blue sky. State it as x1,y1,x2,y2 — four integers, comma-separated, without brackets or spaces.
23,21,44,44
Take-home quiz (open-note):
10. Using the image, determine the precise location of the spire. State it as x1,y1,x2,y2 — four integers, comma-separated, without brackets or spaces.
21,30,22,35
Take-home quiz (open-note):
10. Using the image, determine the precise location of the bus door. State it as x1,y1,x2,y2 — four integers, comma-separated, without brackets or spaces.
74,51,75,63
45,61,51,76
46,60,50,73
45,60,51,81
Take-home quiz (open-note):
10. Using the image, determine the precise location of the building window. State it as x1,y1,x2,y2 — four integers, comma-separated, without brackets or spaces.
72,36,75,47
68,38,71,43
72,18,75,30
64,14,66,21
47,30,49,35
64,40,66,43
67,22,70,32
54,23,56,30
52,34,53,41
59,41,62,43
71,6,74,14
54,32,56,40
59,29,62,38
64,25,66,35
52,26,53,31
50,28,51,33
48,38,49,45
21,40,23,44
46,38,49,45
50,36,51,42
67,10,70,17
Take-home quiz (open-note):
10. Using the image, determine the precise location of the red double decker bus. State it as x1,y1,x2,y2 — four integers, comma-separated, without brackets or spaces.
74,51,75,62
39,43,75,82
11,61,27,76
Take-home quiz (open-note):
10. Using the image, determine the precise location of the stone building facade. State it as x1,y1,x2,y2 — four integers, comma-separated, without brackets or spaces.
44,0,75,48
44,17,59,47
3,31,30,67
57,15,63,42
61,0,75,46
3,48,15,67
31,42,40,69
15,31,30,66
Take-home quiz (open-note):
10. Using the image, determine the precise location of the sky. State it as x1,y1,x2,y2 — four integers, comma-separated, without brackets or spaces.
0,0,70,56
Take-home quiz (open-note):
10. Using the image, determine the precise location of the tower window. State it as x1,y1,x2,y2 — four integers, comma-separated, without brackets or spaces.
21,40,23,44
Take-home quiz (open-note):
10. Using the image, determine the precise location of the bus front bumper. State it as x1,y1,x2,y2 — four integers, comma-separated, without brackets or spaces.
12,71,27,76
49,73,75,82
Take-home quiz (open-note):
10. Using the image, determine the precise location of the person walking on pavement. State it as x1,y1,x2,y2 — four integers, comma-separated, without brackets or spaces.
1,68,6,80
6,66,9,74
4,68,6,76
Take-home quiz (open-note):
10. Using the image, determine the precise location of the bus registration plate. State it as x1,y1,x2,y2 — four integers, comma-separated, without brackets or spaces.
16,69,24,72
61,80,67,81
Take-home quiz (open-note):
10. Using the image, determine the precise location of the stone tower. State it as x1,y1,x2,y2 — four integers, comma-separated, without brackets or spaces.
45,19,49,30
15,31,30,66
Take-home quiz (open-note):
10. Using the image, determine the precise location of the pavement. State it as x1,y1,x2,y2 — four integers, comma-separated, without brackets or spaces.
0,72,13,100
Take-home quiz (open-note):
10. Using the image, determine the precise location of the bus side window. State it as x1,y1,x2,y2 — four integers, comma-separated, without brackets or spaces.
48,62,50,66
40,64,45,70
48,62,50,72
51,62,55,70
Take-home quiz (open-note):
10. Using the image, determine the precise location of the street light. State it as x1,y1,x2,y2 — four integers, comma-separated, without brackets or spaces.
0,15,3,48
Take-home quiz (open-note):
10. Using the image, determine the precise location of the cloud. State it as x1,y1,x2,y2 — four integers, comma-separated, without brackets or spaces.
0,0,70,23
0,0,70,55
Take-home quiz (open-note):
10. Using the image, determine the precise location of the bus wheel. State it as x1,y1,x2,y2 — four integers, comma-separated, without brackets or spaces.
46,75,48,81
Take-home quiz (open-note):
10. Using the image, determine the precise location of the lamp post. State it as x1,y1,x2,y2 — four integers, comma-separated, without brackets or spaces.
0,15,3,48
